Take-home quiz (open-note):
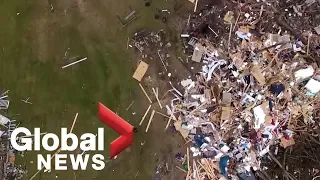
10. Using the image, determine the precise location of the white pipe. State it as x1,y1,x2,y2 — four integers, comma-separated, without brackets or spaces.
0,95,8,100
62,57,87,69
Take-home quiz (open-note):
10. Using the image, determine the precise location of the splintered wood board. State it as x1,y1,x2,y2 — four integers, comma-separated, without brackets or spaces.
132,61,149,82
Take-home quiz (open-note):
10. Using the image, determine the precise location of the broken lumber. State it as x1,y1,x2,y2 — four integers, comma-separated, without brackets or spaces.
139,105,152,125
145,110,155,132
30,113,79,180
152,87,162,109
139,83,152,103
165,109,174,130
62,57,87,69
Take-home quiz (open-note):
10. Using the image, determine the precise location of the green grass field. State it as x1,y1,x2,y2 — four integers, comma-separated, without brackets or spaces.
0,0,175,179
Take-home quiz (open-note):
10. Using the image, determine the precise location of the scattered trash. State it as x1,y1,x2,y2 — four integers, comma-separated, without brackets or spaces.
305,78,320,94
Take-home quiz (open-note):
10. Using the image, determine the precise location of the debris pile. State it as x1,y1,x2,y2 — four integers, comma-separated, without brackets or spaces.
131,0,320,179
168,0,320,179
0,90,27,180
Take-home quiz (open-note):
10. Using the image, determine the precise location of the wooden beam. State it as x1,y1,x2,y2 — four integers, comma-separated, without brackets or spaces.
176,166,187,173
152,87,162,109
165,109,174,129
70,113,78,133
155,111,171,119
139,83,152,103
145,110,155,132
133,61,149,82
125,101,135,111
139,105,151,125
194,0,199,12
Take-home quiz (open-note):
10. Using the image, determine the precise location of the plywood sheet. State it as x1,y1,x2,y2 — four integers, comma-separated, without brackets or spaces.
174,120,190,139
250,64,266,85
132,61,149,81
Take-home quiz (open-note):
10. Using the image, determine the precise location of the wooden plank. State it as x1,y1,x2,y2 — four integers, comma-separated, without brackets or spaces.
139,105,152,125
152,87,162,109
139,83,152,103
133,61,149,81
194,0,199,12
62,57,87,69
187,147,190,178
145,110,155,132
165,109,175,129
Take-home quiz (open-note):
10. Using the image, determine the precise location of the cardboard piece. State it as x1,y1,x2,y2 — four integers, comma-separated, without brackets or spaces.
222,92,232,105
174,120,190,139
192,43,205,62
220,106,231,121
204,89,212,104
223,11,235,23
315,26,320,35
280,137,295,148
250,64,266,85
132,61,149,81
210,113,218,121
239,25,254,33
230,52,243,69
211,84,221,100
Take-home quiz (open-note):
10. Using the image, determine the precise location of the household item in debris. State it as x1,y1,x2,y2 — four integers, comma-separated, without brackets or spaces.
0,100,9,109
0,114,10,126
219,155,230,176
192,43,205,62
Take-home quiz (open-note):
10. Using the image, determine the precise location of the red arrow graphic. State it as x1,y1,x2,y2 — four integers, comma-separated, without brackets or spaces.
98,102,134,158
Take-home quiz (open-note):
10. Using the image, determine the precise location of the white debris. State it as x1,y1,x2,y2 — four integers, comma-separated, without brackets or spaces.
253,105,266,130
294,66,314,82
305,78,320,94
181,79,193,87
314,26,320,35
204,60,226,81
220,144,230,153
181,34,190,38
